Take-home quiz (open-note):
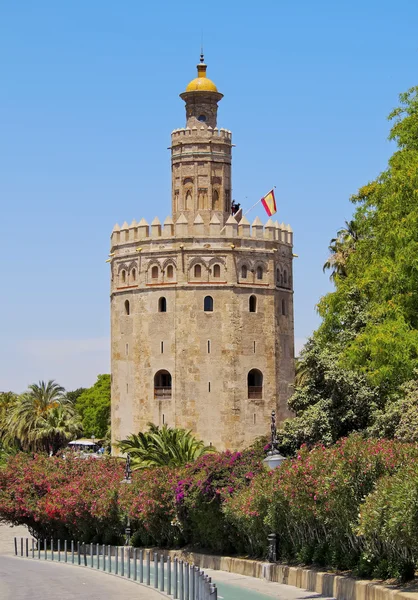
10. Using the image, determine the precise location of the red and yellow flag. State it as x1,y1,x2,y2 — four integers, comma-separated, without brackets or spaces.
261,189,277,217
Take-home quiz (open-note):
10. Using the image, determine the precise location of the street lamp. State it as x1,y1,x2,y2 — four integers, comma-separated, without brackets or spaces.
263,411,287,562
120,453,132,546
263,410,286,471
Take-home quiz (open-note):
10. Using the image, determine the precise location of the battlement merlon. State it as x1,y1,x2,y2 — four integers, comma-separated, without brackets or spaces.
170,127,232,142
110,214,293,250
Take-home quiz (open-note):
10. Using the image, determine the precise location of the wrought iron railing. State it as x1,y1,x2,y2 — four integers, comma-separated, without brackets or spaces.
14,537,217,599
154,387,172,399
248,386,263,399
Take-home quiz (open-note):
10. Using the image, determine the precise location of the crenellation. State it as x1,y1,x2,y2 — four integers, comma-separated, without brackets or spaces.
251,216,264,239
193,213,205,236
264,218,275,241
138,218,149,239
175,213,188,237
151,217,161,238
209,213,221,236
223,214,238,237
110,215,295,247
163,216,174,237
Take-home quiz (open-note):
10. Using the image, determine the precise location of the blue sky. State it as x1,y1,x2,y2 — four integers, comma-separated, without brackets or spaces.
1,0,417,392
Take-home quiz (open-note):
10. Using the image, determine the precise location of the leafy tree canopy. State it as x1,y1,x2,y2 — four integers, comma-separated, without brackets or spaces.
75,374,110,439
281,87,418,451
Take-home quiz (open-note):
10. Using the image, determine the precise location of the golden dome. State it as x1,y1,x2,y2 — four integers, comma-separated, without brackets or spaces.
185,55,218,93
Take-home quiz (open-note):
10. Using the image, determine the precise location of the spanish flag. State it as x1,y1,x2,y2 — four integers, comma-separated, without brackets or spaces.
261,189,277,217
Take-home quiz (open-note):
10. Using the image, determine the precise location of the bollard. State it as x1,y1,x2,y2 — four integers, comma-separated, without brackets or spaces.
20,538,23,557
44,539,47,561
58,539,60,562
133,548,137,581
102,544,106,571
90,543,93,568
14,537,17,556
71,540,74,564
185,563,189,600
146,551,150,586
83,542,87,567
25,538,29,558
96,543,100,569
154,552,158,588
51,538,54,561
77,541,80,565
180,560,184,600
121,547,125,576
174,557,178,599
108,545,112,573
194,567,199,600
32,538,35,559
167,556,171,595
160,554,164,592
64,540,67,563
115,546,119,575
127,547,131,579
190,564,195,600
139,549,144,583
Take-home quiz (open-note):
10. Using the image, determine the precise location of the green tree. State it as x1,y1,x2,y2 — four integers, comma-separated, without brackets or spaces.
6,380,73,452
66,387,86,404
75,374,110,439
118,423,214,469
280,87,418,450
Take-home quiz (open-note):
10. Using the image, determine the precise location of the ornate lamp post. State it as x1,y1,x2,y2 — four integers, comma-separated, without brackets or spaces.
263,411,287,562
262,410,286,471
120,453,132,546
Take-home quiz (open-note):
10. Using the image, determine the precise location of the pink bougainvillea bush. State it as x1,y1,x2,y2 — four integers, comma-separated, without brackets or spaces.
2,436,418,579
0,453,124,543
174,448,264,553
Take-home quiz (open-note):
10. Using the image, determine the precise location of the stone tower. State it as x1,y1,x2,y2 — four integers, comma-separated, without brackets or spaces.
110,56,295,451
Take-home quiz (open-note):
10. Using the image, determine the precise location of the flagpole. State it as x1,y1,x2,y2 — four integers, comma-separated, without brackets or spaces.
243,198,262,217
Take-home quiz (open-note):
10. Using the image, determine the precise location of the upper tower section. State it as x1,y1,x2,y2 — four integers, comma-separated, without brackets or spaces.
171,54,232,229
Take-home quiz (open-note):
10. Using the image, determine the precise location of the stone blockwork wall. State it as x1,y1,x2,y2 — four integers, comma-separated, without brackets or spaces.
110,213,295,451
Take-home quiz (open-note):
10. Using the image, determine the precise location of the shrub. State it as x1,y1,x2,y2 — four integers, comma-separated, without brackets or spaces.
174,449,263,553
224,435,418,573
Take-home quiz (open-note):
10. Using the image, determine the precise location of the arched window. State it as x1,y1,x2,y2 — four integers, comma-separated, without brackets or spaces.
121,270,126,283
249,295,257,313
131,268,136,281
256,266,263,280
167,265,174,279
151,266,158,279
241,265,247,279
281,299,286,316
124,300,130,315
284,270,288,285
204,296,213,312
154,370,172,399
213,264,221,278
159,297,167,313
248,369,263,399
276,268,280,285
194,264,202,278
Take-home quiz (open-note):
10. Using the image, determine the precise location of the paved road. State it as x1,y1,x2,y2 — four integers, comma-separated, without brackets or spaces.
0,555,164,600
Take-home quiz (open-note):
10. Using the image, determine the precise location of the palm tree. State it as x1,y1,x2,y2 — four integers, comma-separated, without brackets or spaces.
6,380,71,452
32,404,82,454
117,423,215,469
323,220,360,280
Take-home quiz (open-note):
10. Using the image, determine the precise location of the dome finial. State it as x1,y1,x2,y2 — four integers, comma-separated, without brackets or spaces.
200,47,205,64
